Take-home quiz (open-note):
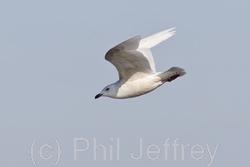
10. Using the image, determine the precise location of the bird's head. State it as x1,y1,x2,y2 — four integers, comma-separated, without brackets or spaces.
95,84,118,99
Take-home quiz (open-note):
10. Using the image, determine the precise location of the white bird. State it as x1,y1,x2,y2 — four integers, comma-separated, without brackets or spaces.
95,28,186,99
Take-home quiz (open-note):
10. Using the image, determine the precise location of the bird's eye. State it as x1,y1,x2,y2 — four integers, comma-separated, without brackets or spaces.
106,88,109,91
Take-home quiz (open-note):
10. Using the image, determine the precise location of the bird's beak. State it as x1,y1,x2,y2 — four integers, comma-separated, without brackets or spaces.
95,93,103,99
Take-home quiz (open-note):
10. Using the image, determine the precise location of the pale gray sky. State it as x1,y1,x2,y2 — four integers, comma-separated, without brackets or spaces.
0,0,249,166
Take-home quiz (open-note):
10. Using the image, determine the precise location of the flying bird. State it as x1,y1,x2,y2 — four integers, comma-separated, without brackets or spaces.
95,28,186,99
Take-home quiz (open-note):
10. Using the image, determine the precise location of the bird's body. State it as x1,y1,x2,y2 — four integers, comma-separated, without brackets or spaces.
110,74,162,99
95,28,186,99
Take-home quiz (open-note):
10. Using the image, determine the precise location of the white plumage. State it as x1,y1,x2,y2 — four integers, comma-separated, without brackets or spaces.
95,28,185,99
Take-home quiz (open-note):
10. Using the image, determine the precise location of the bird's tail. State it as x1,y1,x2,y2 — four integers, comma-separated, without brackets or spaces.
157,67,186,82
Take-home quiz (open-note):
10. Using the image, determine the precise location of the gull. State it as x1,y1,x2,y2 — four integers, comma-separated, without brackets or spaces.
95,28,186,99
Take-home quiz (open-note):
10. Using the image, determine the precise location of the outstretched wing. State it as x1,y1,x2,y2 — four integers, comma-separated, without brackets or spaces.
105,28,176,82
105,36,154,82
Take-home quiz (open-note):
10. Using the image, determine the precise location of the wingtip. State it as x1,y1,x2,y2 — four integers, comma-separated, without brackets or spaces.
167,27,176,35
139,27,177,48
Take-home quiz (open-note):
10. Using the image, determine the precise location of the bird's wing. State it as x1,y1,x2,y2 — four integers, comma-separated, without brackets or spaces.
139,28,176,48
105,28,176,82
105,36,154,82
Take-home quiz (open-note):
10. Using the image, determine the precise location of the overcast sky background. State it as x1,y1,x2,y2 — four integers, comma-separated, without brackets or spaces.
0,0,249,167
